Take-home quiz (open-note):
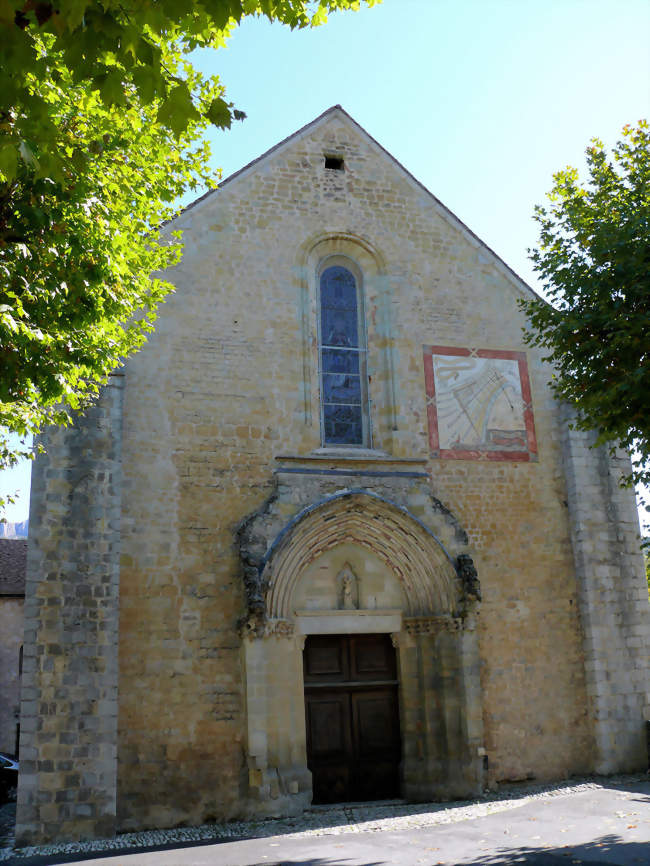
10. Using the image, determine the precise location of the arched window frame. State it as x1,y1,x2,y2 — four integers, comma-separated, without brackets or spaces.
316,255,372,448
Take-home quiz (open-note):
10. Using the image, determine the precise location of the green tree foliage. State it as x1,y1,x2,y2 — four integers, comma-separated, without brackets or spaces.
0,1,373,176
0,1,374,509
1,40,215,478
521,121,650,489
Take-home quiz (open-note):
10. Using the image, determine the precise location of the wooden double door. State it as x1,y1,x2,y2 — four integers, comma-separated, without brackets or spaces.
304,634,401,804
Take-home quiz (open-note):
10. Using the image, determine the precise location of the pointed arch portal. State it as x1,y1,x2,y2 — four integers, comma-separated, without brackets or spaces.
265,491,458,618
239,484,485,819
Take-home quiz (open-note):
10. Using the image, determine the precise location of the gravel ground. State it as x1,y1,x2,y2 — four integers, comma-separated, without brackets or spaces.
1,774,645,863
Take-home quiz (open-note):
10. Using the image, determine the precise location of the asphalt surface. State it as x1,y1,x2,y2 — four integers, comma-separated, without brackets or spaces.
7,778,650,866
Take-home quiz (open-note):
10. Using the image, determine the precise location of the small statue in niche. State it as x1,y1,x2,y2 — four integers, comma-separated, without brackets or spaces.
338,563,359,610
342,573,354,609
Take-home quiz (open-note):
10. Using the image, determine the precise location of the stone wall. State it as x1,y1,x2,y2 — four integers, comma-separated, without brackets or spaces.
15,375,124,844
398,619,483,800
129,107,595,802
561,411,650,771
16,108,649,842
0,597,23,755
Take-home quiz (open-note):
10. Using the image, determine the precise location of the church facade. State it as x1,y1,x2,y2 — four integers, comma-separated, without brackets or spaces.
16,107,650,845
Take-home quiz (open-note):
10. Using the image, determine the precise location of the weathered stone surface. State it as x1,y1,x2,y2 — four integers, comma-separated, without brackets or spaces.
15,375,124,844
16,107,650,844
0,538,26,757
561,410,650,772
0,599,23,756
237,478,484,813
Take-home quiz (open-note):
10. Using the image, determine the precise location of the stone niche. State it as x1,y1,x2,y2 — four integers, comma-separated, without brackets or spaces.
237,455,484,817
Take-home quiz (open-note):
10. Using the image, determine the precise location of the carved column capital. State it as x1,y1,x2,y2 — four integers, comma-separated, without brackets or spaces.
240,616,296,640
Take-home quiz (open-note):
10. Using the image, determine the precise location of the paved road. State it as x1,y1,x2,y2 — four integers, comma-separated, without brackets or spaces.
7,779,650,866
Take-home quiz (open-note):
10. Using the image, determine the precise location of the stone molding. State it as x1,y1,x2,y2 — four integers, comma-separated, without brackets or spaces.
295,609,402,635
265,492,458,618
242,611,477,640
403,615,462,634
237,476,480,625
240,617,296,640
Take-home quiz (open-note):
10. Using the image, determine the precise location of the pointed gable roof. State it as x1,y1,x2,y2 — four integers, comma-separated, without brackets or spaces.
171,105,539,299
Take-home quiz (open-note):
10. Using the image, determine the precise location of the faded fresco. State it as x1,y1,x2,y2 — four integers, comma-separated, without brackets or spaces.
423,347,537,461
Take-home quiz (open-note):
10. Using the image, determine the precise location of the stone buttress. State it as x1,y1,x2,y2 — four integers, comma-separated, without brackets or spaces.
15,375,124,845
561,409,650,771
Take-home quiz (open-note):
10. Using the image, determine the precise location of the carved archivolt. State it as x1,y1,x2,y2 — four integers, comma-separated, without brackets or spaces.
265,492,459,619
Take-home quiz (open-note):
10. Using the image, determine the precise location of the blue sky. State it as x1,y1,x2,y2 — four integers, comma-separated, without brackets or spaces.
1,0,649,522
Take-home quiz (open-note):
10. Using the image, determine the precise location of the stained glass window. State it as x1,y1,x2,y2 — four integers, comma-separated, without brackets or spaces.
319,265,367,446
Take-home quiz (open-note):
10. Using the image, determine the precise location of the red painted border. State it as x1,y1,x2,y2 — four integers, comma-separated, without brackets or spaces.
423,345,538,462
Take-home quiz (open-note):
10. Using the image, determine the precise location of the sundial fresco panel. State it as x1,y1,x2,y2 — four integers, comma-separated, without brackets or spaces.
423,345,538,461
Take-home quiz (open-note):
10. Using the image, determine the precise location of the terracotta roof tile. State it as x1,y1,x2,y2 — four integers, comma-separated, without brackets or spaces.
0,539,27,596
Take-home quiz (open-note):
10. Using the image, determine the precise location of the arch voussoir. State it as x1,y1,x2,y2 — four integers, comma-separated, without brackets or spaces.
263,491,461,619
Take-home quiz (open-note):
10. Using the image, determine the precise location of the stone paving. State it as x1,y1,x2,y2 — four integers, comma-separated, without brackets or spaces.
2,774,646,863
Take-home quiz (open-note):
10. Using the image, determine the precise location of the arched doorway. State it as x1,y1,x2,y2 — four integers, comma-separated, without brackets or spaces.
238,488,484,818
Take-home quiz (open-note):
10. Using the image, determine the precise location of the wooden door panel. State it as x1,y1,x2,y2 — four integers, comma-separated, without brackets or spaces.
311,762,351,804
305,690,352,804
304,634,401,804
354,755,400,801
352,688,400,800
305,692,351,759
350,634,396,681
304,635,348,682
351,690,400,757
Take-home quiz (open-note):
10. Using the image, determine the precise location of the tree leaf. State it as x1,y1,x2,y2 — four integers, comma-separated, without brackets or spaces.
206,96,233,129
99,70,127,107
0,143,18,181
157,83,200,137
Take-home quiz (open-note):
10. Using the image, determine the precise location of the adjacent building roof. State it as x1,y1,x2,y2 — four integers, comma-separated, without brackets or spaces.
0,539,27,597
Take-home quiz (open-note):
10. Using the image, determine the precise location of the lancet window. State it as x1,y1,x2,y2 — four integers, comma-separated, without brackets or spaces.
318,263,370,446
